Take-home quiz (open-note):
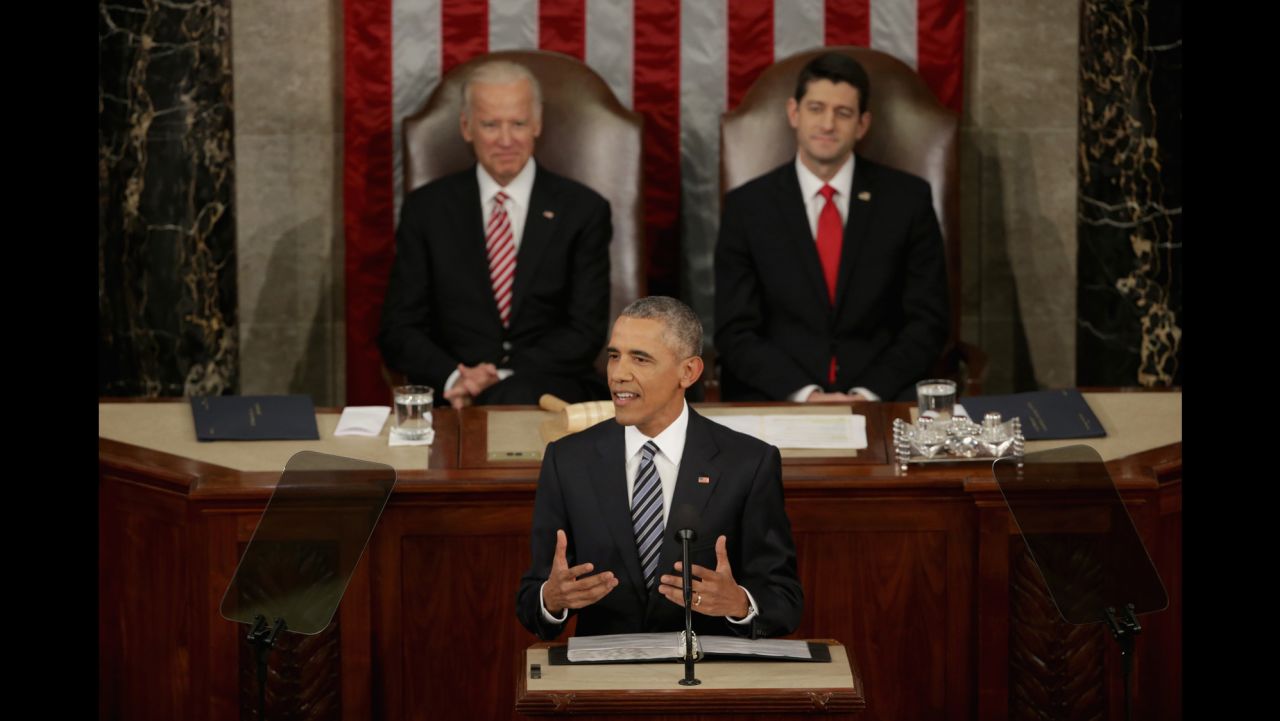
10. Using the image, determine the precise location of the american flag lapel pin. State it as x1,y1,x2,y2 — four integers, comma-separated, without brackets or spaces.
858,191,871,201
542,210,555,219
697,475,711,485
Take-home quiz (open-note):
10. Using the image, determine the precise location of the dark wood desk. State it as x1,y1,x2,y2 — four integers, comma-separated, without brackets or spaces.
99,395,1181,721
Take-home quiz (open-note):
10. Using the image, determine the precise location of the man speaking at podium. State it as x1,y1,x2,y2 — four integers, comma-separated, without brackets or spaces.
517,296,803,640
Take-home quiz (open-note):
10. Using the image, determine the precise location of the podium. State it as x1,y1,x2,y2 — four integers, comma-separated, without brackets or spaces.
515,639,865,718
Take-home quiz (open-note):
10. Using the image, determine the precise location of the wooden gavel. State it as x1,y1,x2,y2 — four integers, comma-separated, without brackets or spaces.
539,394,616,433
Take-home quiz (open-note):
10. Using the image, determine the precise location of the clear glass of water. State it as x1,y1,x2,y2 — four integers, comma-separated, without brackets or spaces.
392,385,434,441
916,379,957,420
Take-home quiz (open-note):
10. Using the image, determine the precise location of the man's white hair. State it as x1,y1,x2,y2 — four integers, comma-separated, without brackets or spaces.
461,60,543,120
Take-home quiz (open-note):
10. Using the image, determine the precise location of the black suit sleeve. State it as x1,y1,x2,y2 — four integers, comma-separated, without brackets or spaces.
714,191,816,400
516,440,574,640
733,445,803,639
515,194,612,376
856,179,949,400
378,193,462,392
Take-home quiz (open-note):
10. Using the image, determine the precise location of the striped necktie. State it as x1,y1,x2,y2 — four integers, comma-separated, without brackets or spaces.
486,190,516,327
631,440,664,590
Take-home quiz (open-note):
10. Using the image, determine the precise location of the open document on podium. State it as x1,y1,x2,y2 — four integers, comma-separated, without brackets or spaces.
558,633,829,664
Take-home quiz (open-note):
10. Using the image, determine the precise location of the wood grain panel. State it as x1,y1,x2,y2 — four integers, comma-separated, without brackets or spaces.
793,529,952,720
1009,543,1106,721
400,532,532,721
237,620,342,721
99,477,193,721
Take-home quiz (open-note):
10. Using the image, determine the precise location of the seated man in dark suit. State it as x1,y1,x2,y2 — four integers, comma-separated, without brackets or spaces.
715,52,949,403
380,59,611,407
517,296,803,640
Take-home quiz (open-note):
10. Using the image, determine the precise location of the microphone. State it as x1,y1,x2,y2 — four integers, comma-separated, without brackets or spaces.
669,504,702,686
670,503,700,546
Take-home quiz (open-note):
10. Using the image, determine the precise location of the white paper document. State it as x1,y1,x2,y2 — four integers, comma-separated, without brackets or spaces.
705,413,867,450
334,406,391,436
700,635,812,659
764,414,866,449
709,415,764,438
568,633,682,662
566,632,813,662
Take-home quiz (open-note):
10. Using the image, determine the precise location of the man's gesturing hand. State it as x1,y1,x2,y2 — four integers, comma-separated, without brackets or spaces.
542,529,618,615
658,535,749,618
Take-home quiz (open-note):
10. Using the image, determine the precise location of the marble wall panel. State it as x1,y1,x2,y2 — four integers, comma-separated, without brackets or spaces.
1077,0,1182,387
99,0,238,397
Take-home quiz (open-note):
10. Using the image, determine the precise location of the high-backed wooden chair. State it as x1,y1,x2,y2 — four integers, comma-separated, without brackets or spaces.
716,46,986,396
385,50,645,387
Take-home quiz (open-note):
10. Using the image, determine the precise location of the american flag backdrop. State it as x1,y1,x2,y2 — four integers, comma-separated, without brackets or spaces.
344,0,965,405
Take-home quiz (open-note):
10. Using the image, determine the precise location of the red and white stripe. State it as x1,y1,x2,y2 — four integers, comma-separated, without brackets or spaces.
345,0,965,404
486,192,517,327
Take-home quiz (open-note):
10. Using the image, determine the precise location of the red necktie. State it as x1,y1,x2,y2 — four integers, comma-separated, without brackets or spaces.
816,184,842,384
486,190,516,327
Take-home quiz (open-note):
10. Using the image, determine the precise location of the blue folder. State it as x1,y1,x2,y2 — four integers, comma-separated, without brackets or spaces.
960,389,1106,440
190,395,320,441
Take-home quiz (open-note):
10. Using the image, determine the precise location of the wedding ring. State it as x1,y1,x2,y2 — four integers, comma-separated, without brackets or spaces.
695,594,702,607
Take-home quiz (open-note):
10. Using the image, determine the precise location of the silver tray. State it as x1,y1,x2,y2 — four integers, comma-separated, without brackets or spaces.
892,414,1025,471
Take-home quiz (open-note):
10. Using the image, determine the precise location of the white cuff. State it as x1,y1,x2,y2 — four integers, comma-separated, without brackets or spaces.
725,585,759,625
443,368,462,395
446,367,514,396
789,385,822,402
849,386,879,401
539,581,569,624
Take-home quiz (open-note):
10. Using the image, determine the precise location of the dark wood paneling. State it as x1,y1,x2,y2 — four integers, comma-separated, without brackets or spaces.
237,620,342,721
402,532,531,721
788,495,975,721
99,400,1181,721
1009,543,1107,721
99,476,194,721
1148,481,1181,721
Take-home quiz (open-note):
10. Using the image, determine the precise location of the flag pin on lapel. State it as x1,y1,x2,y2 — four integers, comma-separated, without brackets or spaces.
858,191,871,201
543,210,555,219
697,475,711,485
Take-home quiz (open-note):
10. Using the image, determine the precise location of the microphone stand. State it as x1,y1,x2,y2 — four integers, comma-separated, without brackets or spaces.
1104,604,1141,721
675,528,701,686
247,614,287,721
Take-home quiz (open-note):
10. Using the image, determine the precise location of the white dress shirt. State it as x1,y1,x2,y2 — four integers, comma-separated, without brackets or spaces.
442,159,538,396
796,153,854,237
477,158,536,252
541,401,759,625
621,400,691,527
788,154,879,402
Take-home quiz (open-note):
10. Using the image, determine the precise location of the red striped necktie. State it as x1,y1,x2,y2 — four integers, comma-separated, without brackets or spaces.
486,190,517,327
816,184,842,384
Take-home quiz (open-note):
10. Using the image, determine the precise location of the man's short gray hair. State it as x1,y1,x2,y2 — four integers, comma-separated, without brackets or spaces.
618,296,703,359
461,59,543,120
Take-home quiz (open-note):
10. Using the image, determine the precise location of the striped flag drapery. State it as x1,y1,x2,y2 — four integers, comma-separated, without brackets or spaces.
344,0,965,405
